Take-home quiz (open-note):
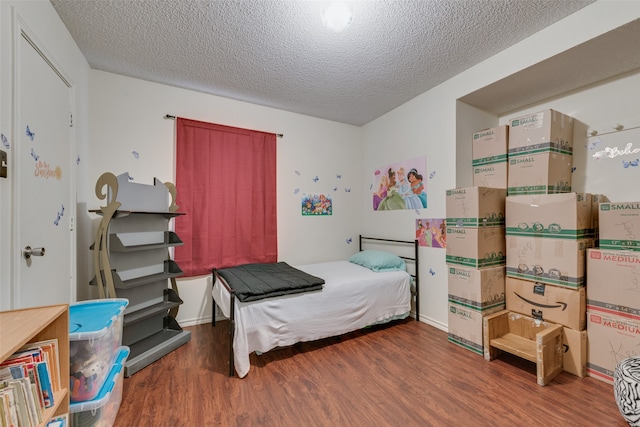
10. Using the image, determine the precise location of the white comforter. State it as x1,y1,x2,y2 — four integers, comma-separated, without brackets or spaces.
213,260,412,378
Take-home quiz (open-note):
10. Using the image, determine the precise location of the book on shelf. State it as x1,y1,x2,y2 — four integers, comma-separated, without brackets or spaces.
46,413,68,427
0,337,62,427
1,377,43,427
0,385,19,427
18,339,60,393
23,362,45,413
0,354,36,371
24,377,42,425
35,362,54,408
0,392,9,427
28,381,43,423
0,366,23,382
0,392,7,427
0,382,26,427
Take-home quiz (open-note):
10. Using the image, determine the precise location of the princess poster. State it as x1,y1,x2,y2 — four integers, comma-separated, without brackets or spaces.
302,193,332,216
416,218,446,248
372,156,427,211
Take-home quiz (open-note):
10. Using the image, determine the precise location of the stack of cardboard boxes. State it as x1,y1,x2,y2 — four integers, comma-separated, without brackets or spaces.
472,125,508,188
586,202,640,384
503,193,593,377
445,187,507,356
445,123,509,357
450,109,597,383
450,108,640,386
507,109,574,196
490,109,591,382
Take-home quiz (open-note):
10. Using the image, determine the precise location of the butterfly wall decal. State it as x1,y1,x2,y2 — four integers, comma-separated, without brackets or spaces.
26,125,35,141
53,204,65,226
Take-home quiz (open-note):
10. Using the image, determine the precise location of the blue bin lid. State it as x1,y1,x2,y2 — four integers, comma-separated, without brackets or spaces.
69,298,128,340
69,346,130,413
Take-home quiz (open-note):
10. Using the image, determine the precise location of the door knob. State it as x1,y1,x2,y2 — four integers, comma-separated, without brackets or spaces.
23,246,45,259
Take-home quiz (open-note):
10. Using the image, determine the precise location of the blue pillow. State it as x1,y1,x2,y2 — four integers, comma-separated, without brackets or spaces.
348,250,406,272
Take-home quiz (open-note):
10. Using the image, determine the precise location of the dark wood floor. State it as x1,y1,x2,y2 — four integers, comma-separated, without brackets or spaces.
114,319,625,426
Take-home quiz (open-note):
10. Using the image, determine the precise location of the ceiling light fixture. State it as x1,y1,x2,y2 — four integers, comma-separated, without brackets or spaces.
321,2,353,33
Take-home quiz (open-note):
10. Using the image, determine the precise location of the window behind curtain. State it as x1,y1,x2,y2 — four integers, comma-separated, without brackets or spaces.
174,118,277,277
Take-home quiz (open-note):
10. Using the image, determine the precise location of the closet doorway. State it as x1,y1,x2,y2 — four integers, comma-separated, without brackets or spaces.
12,21,74,308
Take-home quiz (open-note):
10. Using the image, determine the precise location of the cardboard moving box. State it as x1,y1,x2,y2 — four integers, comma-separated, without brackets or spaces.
473,126,509,161
505,193,593,239
474,162,508,189
448,266,505,311
587,310,640,385
446,226,506,268
562,327,587,378
591,194,610,245
446,186,506,227
505,277,586,331
599,201,640,251
508,109,574,156
472,126,508,189
505,235,593,288
507,152,573,196
448,301,504,356
586,248,640,317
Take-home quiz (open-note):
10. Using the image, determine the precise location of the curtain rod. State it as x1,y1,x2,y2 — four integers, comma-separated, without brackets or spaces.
164,114,283,138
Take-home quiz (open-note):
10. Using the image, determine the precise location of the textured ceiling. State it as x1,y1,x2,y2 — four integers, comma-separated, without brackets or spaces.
50,0,596,126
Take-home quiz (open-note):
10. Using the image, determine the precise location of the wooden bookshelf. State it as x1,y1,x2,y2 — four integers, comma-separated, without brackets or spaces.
0,304,70,425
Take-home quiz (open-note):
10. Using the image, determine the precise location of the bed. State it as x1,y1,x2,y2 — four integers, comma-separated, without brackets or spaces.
211,235,420,378
212,236,420,378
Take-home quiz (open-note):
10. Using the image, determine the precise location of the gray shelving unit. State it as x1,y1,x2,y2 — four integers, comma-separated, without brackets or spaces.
90,172,191,377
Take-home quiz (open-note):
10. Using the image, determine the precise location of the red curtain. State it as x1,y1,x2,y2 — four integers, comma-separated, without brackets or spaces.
174,118,277,277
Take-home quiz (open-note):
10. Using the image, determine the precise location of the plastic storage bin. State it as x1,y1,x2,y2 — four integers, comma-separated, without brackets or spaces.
70,346,129,427
69,299,128,402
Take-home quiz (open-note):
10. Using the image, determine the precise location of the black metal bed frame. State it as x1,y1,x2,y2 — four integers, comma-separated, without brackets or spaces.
211,234,420,377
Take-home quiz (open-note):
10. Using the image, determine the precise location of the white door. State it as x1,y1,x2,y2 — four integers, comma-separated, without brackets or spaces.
13,28,74,308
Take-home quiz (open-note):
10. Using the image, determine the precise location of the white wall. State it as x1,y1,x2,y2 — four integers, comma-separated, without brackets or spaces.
362,1,640,330
83,71,363,325
0,0,89,310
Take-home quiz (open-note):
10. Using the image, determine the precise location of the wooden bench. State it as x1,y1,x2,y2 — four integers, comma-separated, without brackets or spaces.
483,309,563,386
